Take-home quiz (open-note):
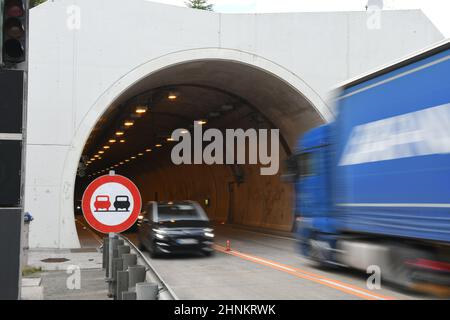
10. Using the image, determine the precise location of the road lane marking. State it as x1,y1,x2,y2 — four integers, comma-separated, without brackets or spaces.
213,244,394,300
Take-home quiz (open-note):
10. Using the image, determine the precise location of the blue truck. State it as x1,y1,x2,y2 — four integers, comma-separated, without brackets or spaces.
291,39,450,291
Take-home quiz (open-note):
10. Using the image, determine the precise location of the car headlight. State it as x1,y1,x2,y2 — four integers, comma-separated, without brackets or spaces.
204,228,214,238
153,228,168,239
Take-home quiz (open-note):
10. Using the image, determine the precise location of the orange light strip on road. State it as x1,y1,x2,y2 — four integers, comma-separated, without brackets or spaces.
213,244,394,301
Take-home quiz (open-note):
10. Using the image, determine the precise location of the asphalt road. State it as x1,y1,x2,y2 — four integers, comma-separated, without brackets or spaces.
123,224,428,300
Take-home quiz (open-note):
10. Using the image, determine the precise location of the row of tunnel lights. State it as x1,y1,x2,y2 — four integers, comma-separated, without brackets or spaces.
86,92,209,178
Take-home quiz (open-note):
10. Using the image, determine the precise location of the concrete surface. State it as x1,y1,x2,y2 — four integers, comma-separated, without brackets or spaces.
41,269,109,300
21,278,44,300
128,224,429,300
25,0,443,248
21,220,109,300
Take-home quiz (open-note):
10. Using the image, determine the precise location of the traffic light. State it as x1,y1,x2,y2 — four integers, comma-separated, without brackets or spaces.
2,0,26,66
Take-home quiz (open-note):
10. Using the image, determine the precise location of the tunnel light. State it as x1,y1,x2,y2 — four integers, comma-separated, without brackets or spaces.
98,157,102,160
155,144,162,148
124,120,134,127
131,156,136,159
180,129,189,134
168,92,179,100
145,149,152,152
115,131,124,136
109,139,117,143
166,137,175,142
120,162,124,165
138,153,144,156
120,139,126,143
103,145,110,149
125,159,130,162
94,155,100,158
98,151,105,154
135,106,148,114
196,120,207,125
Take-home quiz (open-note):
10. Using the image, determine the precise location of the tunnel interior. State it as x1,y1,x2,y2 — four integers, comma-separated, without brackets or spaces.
74,60,324,233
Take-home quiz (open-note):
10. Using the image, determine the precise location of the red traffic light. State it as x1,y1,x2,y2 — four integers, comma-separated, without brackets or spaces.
4,0,25,18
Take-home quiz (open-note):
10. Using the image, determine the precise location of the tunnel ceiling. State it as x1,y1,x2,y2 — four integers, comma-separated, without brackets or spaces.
82,60,323,176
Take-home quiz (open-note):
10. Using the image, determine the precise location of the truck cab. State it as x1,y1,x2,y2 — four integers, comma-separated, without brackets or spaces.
288,124,337,263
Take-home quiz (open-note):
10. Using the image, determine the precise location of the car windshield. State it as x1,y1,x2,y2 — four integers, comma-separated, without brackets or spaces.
157,203,204,221
116,196,128,201
97,196,109,201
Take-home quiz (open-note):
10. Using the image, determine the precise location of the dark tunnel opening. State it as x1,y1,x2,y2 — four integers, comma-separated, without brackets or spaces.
74,60,324,236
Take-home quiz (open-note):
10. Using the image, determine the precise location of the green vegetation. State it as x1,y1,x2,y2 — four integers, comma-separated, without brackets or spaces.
30,0,47,8
22,265,42,276
185,0,214,11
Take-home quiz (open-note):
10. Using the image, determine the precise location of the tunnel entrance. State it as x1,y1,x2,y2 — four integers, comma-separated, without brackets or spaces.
73,57,326,240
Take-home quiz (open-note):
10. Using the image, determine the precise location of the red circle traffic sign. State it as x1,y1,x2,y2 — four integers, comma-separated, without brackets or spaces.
82,174,142,234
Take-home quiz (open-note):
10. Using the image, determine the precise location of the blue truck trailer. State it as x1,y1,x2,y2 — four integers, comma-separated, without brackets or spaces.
291,39,450,291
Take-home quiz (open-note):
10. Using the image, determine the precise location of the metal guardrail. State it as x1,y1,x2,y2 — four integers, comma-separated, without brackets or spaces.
117,234,178,300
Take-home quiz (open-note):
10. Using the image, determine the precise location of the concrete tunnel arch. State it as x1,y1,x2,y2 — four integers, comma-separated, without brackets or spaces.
62,48,333,248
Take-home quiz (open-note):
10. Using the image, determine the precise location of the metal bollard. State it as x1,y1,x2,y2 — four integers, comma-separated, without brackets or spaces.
107,235,119,279
122,253,138,271
103,237,109,270
122,291,137,300
128,265,146,290
136,282,159,300
118,245,130,257
116,270,129,301
110,258,123,299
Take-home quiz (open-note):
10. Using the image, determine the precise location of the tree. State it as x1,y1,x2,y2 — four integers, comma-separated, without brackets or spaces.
30,0,47,8
185,0,213,11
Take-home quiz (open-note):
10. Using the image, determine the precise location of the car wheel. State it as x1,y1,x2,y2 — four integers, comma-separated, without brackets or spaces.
204,251,214,257
149,243,159,259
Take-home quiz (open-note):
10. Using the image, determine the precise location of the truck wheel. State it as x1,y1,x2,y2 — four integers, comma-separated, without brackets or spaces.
388,245,434,290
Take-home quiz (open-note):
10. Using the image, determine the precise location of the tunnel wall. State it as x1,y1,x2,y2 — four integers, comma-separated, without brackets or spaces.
26,0,443,248
126,150,294,232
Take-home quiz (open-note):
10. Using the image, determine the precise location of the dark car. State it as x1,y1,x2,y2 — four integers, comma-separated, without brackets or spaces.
137,201,214,258
113,195,130,211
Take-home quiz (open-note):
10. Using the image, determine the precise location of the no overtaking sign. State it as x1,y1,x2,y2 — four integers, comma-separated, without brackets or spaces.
82,174,142,234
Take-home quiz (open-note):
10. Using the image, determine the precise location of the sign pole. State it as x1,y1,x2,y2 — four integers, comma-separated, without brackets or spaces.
107,170,116,279
81,170,141,280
